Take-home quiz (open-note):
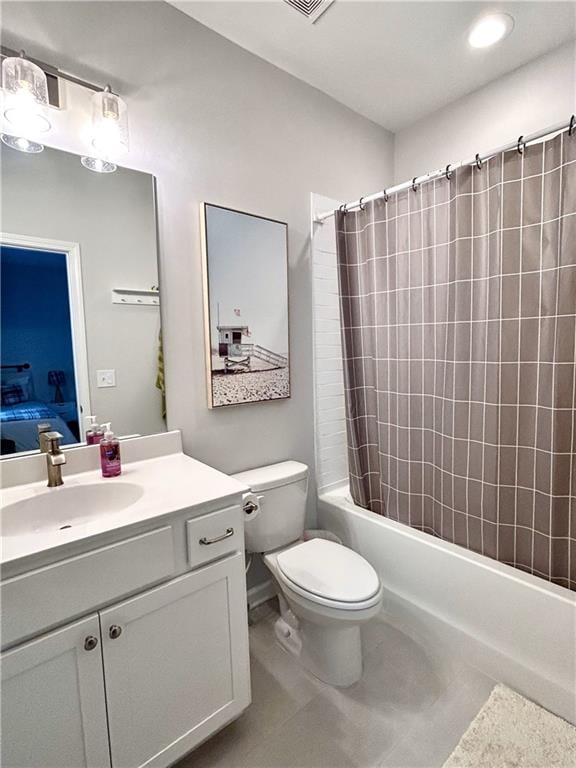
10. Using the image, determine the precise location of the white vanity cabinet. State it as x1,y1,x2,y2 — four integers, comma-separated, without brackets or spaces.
1,500,251,768
102,553,250,768
1,614,111,768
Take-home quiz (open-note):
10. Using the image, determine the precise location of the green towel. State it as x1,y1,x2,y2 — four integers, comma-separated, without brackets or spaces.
156,329,166,420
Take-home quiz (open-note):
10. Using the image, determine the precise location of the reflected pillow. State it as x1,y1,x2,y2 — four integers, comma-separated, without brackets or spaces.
1,373,33,405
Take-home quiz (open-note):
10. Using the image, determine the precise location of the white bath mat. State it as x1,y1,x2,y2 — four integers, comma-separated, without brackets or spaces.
443,684,576,767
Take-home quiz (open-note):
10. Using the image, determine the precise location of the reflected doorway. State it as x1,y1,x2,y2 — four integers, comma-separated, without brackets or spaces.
1,240,90,455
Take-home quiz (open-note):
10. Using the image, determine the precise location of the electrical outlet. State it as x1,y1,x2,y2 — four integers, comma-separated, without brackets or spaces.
97,369,116,388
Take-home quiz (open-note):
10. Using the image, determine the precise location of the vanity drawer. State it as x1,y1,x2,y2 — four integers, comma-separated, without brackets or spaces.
187,506,243,568
1,526,176,649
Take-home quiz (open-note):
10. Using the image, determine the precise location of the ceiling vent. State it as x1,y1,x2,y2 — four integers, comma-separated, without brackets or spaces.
283,0,335,23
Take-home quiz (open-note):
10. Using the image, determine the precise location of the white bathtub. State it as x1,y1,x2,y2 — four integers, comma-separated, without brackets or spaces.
318,483,576,723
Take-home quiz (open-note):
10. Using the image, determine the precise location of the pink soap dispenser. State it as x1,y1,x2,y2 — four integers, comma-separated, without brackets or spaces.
86,415,104,445
100,422,122,477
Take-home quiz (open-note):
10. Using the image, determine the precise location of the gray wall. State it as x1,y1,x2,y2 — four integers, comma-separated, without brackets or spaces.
0,2,394,541
1,146,164,438
394,42,575,182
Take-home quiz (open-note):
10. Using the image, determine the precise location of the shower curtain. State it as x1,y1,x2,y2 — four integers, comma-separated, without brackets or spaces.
336,130,575,589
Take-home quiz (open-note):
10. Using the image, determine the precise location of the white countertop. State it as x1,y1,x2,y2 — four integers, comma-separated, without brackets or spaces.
0,452,248,569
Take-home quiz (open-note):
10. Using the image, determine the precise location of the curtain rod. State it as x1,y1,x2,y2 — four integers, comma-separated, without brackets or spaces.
315,116,575,223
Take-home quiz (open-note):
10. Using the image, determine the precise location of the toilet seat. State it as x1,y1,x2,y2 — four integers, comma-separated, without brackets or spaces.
273,539,381,611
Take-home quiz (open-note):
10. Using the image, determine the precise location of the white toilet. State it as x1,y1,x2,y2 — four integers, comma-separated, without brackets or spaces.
233,461,383,687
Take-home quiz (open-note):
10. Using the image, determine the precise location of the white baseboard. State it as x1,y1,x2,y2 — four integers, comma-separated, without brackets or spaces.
247,579,276,609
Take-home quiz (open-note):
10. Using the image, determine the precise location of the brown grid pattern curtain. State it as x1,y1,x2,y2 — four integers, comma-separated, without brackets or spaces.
336,130,575,590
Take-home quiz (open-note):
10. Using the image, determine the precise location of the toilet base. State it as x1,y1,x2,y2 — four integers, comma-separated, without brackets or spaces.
273,609,363,687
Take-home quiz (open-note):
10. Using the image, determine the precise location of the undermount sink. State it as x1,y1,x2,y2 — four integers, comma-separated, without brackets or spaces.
1,482,144,538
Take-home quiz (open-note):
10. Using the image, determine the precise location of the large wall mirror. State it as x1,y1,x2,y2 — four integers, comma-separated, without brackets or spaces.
1,145,164,457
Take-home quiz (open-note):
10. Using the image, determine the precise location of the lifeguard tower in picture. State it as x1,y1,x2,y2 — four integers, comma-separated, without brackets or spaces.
217,325,250,357
214,304,288,374
217,323,251,371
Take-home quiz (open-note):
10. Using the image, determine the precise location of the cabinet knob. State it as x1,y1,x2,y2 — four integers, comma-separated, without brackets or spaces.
84,635,99,651
109,625,123,640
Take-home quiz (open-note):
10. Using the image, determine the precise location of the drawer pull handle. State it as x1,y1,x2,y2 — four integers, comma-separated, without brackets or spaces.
199,527,234,546
109,625,123,640
84,635,98,651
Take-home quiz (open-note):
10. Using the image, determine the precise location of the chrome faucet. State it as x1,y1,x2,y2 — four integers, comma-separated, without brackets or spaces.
42,431,67,487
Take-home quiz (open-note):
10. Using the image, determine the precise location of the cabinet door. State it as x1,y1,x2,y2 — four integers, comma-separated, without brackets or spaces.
101,553,250,768
1,614,111,768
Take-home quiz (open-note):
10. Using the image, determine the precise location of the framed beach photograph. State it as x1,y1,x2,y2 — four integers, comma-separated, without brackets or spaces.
201,203,290,408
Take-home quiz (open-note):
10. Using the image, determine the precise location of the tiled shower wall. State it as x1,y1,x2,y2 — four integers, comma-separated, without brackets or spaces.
311,194,349,491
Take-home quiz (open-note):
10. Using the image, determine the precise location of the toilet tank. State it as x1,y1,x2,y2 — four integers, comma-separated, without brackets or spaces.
232,461,308,553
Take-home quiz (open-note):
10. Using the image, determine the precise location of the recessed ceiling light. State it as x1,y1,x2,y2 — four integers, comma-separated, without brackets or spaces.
468,13,514,48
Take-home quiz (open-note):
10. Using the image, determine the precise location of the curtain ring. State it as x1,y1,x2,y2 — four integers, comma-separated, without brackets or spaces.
338,204,347,214
382,189,389,203
358,196,366,211
569,115,575,137
475,153,482,170
411,177,419,192
517,135,525,155
445,164,453,180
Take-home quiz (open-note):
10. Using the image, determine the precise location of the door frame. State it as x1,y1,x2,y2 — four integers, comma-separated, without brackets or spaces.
1,232,92,434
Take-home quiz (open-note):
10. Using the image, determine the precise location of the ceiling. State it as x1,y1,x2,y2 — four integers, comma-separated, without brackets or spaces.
170,1,576,132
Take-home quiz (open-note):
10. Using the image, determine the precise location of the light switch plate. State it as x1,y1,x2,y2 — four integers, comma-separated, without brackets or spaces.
97,369,116,388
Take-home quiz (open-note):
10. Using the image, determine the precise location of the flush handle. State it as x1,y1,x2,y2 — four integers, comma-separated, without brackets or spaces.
109,625,123,640
84,635,98,651
199,527,234,546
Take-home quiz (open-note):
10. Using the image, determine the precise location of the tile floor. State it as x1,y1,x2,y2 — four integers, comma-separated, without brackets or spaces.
177,598,496,768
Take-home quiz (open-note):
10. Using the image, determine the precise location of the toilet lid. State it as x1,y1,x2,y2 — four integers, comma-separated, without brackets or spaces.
276,539,380,603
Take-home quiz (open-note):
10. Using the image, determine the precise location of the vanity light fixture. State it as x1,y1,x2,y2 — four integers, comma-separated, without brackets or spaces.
0,134,44,153
468,13,514,48
1,50,51,136
90,85,129,156
0,48,131,170
80,156,117,174
80,85,128,174
1,50,51,152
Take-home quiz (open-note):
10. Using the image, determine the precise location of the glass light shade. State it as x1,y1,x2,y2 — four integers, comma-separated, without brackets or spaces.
1,133,44,153
2,52,51,134
81,156,117,173
90,87,128,156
